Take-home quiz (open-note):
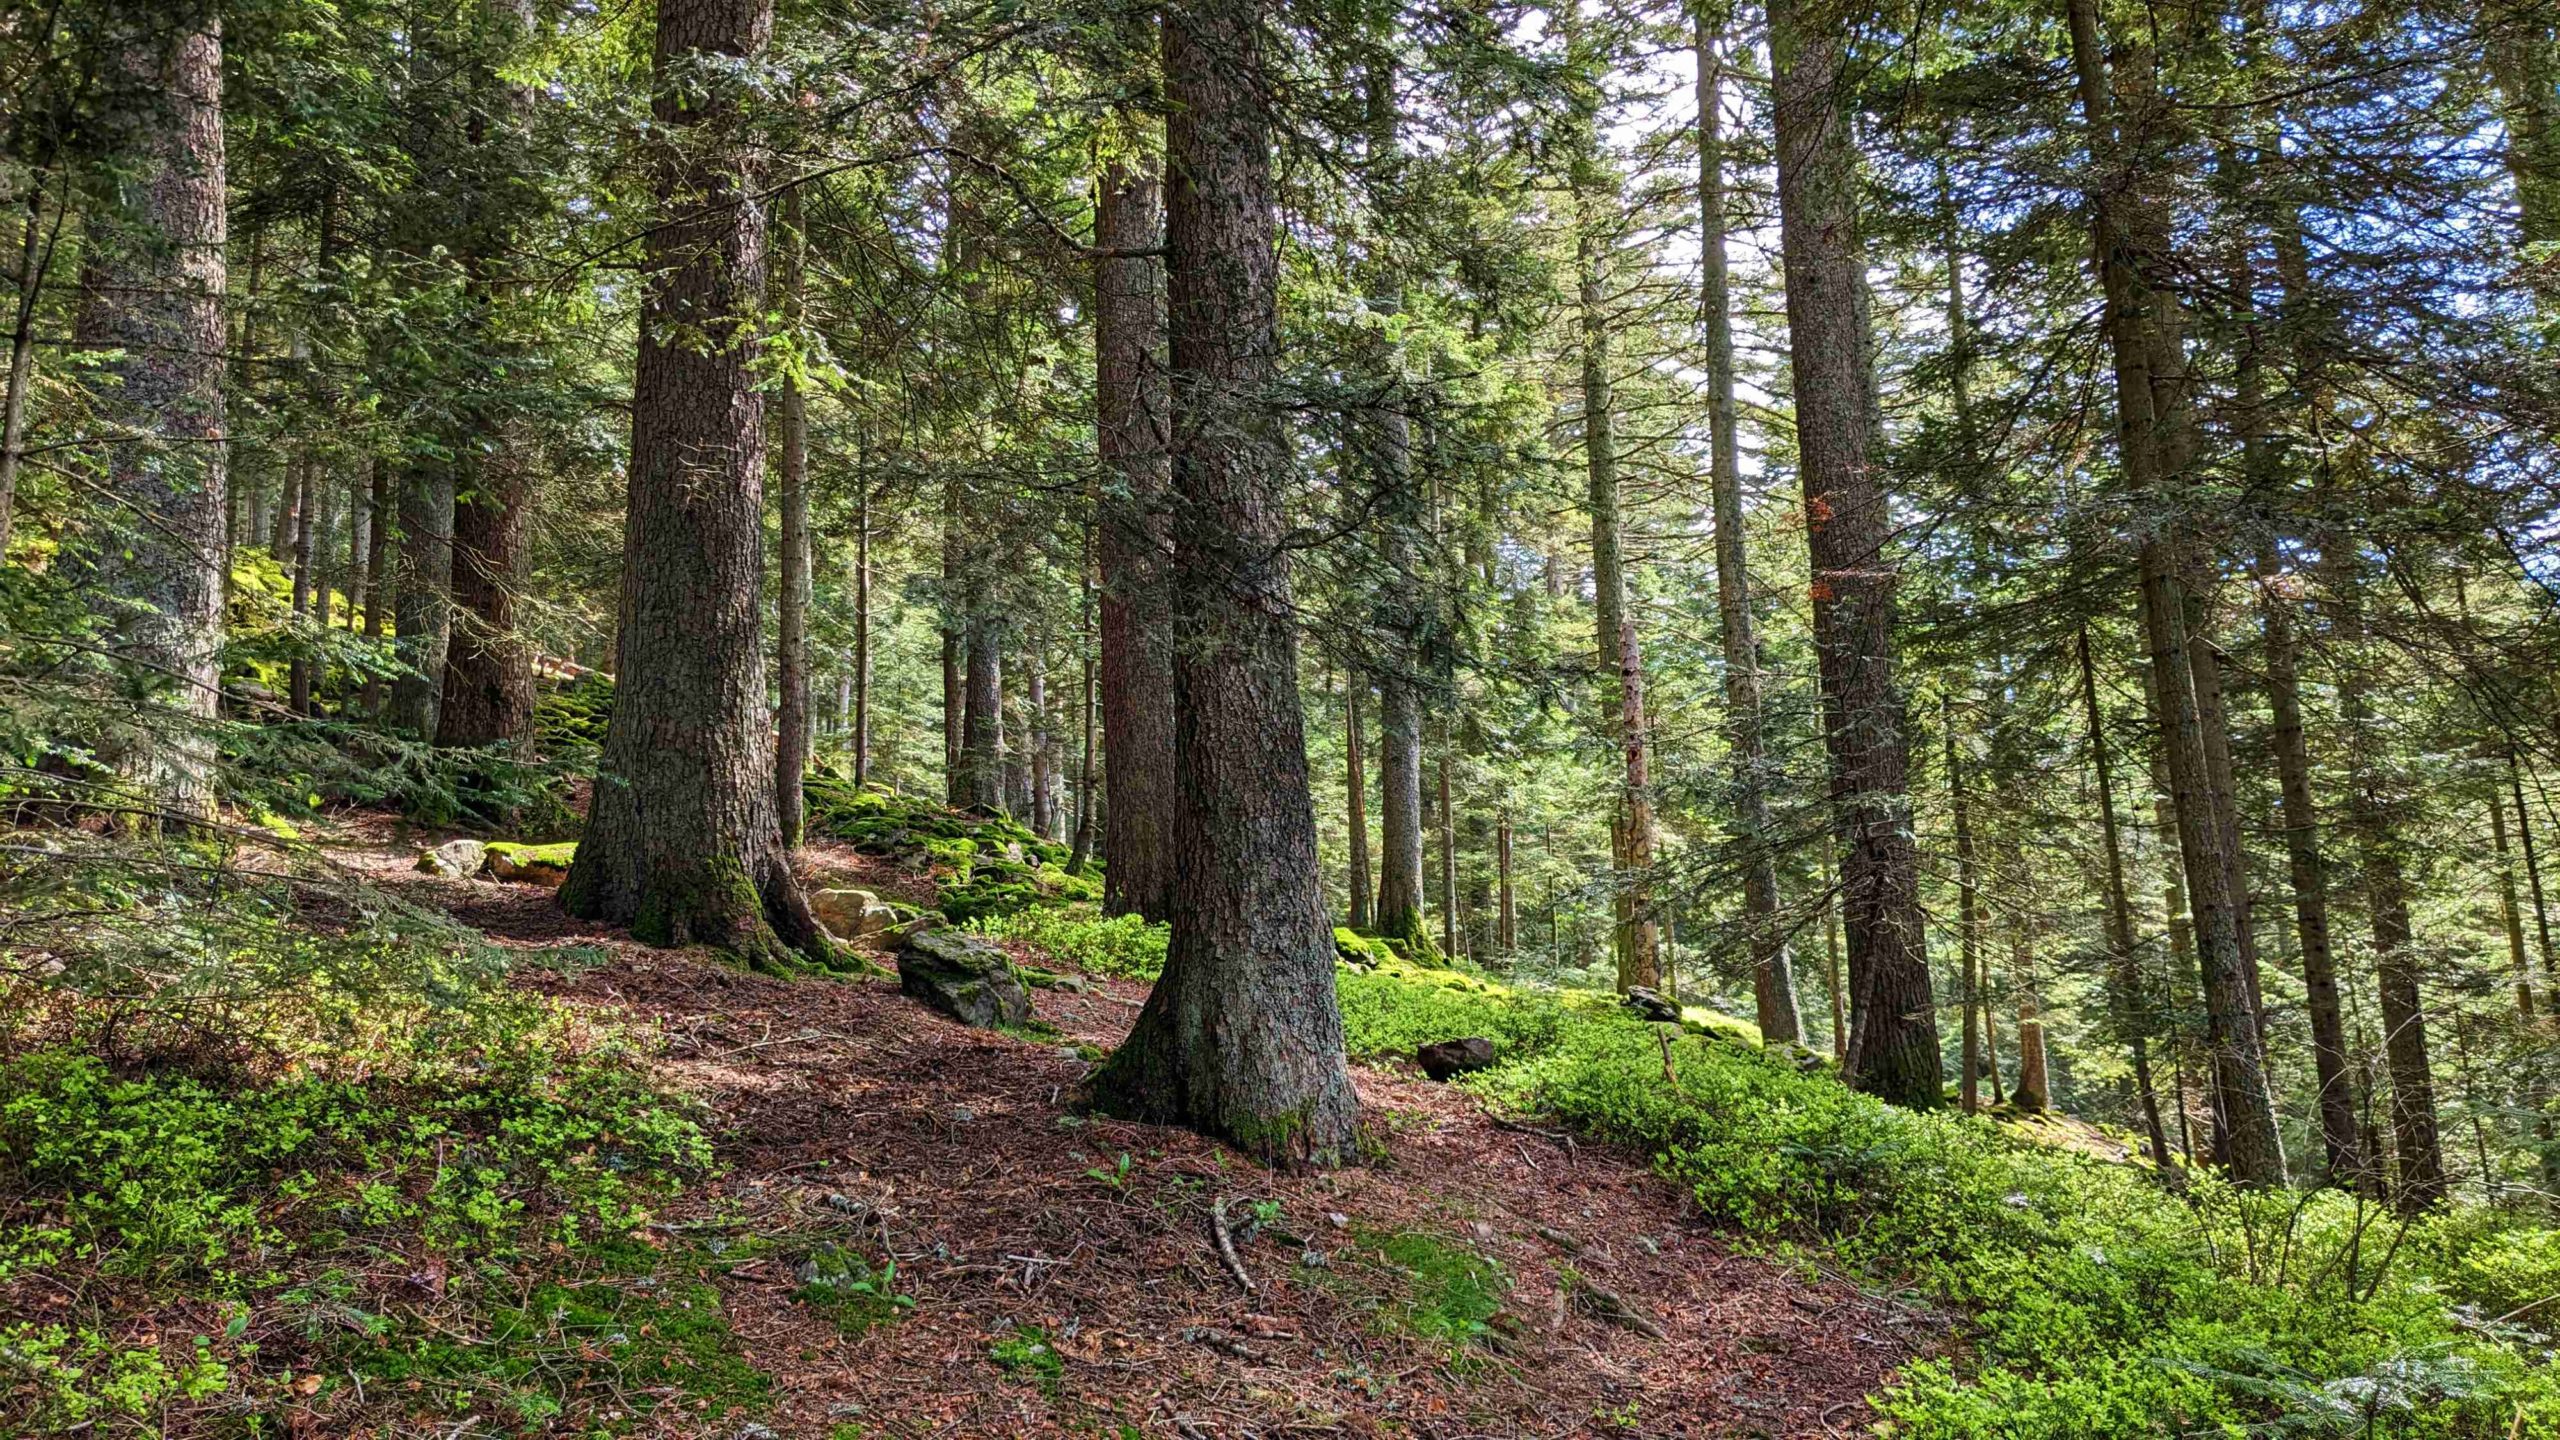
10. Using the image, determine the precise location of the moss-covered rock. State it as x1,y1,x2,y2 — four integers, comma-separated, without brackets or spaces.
486,841,577,887
895,929,1032,1028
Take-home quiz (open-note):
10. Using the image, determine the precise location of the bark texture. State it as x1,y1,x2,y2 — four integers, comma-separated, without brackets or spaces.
1088,0,1359,1165
1769,0,1941,1106
1697,10,1801,1044
79,7,228,827
560,0,819,970
1095,152,1178,919
773,184,811,846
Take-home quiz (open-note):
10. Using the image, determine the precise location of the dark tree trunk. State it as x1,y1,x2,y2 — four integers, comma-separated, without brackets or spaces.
1769,0,1941,1107
436,445,535,747
1087,0,1359,1165
1375,663,1427,947
2078,628,2174,1172
773,184,811,845
854,479,873,785
1029,649,1055,838
1070,562,1097,872
288,454,316,714
1096,150,1179,919
2258,544,2364,1181
361,457,392,710
1698,10,1801,1043
560,0,819,971
2065,0,2284,1184
1947,700,1984,1114
386,463,454,735
1438,743,1458,960
1346,681,1373,930
78,6,228,827
961,620,1005,811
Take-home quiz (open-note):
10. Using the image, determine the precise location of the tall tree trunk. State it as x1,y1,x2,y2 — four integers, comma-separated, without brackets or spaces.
2495,790,2539,1020
1095,147,1179,920
1438,743,1458,960
288,454,316,714
2002,826,2052,1113
942,480,964,804
1088,0,1358,1164
0,174,68,558
1769,0,1941,1106
1362,58,1430,955
2258,543,2364,1181
853,477,872,786
1070,562,1097,872
560,0,819,970
1947,700,1984,1114
2514,751,2558,1011
2065,0,2284,1183
78,6,228,826
1697,11,1800,1037
1347,680,1373,929
2328,567,2447,1210
1497,808,1515,952
361,457,391,709
772,184,811,845
1029,648,1055,838
2077,628,2173,1170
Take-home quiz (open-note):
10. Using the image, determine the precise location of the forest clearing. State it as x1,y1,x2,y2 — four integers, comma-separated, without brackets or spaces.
6,0,2560,1435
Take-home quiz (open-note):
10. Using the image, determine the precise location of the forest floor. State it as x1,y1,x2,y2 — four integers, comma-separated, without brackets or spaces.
326,818,1942,1439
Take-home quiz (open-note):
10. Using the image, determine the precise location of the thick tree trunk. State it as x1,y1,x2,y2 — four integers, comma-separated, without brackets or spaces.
1375,665,1428,947
78,7,228,827
288,454,316,714
1770,0,1941,1106
2258,544,2364,1181
961,621,1005,811
436,444,535,747
1699,12,1801,1044
1087,0,1359,1165
2496,789,2538,1020
1070,564,1097,872
2065,0,2284,1183
773,185,812,846
2077,628,2173,1171
1438,744,1458,960
1029,650,1055,838
1497,809,1515,952
2002,828,2052,1113
361,457,391,709
1346,681,1373,930
385,463,454,734
560,0,819,971
1095,150,1179,920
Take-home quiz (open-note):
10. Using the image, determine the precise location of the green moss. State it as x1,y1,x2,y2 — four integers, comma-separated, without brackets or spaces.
790,1247,912,1338
627,853,809,974
486,840,578,867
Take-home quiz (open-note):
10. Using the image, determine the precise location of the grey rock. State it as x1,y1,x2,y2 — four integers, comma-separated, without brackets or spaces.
1623,986,1680,1022
896,928,1032,1029
415,839,487,878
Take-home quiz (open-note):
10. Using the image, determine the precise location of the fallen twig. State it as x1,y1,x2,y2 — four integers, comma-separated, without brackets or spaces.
1210,1195,1257,1297
1568,1276,1667,1339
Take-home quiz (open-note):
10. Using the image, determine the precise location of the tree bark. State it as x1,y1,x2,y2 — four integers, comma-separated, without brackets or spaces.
1029,648,1055,838
1947,700,1984,1114
78,6,228,826
773,184,811,846
961,620,1005,811
2258,544,2364,1181
854,477,873,785
1087,0,1359,1165
436,442,535,746
386,463,454,734
1095,147,1179,920
560,0,819,970
2065,0,2284,1183
1698,13,1800,1041
1497,808,1515,952
2077,628,2173,1171
2495,789,2538,1020
1438,743,1458,960
1770,0,1941,1106
1347,680,1373,930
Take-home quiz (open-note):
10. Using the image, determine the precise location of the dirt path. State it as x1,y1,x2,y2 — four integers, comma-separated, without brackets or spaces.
339,826,1936,1438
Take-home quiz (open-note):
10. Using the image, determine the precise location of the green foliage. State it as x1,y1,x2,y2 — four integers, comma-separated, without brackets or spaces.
977,906,1167,980
533,672,616,750
1363,1229,1509,1355
802,777,1095,922
790,1246,913,1337
1335,959,2556,1437
989,1324,1065,1386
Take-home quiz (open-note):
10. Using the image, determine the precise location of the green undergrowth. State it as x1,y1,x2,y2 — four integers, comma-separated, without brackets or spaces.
991,898,2554,1435
0,851,772,1436
803,775,1099,923
1327,957,2559,1438
1322,1226,1510,1366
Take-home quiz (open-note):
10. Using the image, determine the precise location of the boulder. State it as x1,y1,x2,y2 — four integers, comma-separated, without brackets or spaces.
1415,1037,1497,1081
485,842,575,887
416,839,488,878
811,887,899,946
1623,986,1680,1023
895,929,1032,1029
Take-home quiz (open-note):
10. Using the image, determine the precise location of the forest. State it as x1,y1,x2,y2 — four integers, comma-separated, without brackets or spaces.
5,0,2560,1433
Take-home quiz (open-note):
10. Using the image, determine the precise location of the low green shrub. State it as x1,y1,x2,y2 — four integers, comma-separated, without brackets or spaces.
976,905,1168,980
1333,958,2558,1438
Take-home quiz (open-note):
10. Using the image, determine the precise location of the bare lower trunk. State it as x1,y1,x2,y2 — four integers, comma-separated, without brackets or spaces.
1095,151,1178,920
1438,744,1458,960
2078,628,2173,1171
1347,682,1373,929
1029,651,1055,838
561,0,818,971
853,481,872,785
1496,810,1515,952
1088,0,1358,1163
2258,544,2363,1181
78,7,228,827
436,444,535,747
961,621,1005,812
1770,0,1940,1106
386,463,454,735
1948,702,1984,1114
